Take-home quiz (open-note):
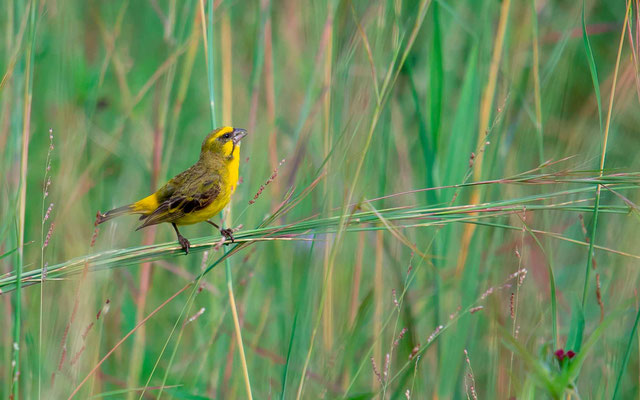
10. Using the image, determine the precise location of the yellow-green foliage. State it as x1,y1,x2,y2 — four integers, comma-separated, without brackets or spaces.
1,1,640,399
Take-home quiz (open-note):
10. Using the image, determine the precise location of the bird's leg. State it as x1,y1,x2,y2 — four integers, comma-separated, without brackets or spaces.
172,223,190,254
206,220,235,244
206,220,220,229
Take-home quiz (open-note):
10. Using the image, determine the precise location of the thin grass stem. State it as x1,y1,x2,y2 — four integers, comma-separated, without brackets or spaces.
581,0,631,307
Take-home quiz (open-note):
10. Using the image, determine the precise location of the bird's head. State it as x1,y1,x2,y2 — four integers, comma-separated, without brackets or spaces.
200,126,247,161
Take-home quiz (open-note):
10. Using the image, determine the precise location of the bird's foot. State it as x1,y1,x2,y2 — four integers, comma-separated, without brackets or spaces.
178,235,191,254
95,211,106,225
220,228,235,244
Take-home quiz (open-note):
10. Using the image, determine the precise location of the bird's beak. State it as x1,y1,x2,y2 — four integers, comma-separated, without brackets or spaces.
232,128,247,144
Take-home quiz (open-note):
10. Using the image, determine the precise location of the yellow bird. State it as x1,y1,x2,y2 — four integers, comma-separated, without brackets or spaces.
97,126,247,254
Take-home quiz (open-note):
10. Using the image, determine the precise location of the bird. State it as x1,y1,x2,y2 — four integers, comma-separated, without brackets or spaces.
96,126,247,254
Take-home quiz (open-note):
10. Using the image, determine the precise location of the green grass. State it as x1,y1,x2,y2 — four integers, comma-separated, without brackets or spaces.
2,0,640,399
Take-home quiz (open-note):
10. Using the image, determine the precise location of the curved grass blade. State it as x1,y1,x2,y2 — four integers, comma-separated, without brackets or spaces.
611,305,640,399
580,0,631,308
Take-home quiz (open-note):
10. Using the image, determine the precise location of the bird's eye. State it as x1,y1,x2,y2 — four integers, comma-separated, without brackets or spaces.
220,133,231,141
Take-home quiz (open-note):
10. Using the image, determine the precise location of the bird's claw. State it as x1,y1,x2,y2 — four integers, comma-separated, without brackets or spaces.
220,228,234,244
178,235,191,254
95,211,106,225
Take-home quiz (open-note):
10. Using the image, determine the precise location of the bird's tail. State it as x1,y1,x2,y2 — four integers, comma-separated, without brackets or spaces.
96,204,136,224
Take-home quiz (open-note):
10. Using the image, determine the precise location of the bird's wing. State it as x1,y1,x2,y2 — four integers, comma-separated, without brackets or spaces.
136,173,221,230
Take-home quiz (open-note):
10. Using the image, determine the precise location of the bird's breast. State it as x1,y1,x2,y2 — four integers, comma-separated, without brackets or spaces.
174,152,240,226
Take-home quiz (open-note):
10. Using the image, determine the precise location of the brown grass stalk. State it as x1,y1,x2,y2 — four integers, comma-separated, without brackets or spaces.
67,284,190,399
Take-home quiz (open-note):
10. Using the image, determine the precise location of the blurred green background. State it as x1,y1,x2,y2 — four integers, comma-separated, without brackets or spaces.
2,0,640,398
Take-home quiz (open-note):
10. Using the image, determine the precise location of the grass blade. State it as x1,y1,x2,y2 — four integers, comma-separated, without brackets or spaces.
611,305,640,399
581,0,631,307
